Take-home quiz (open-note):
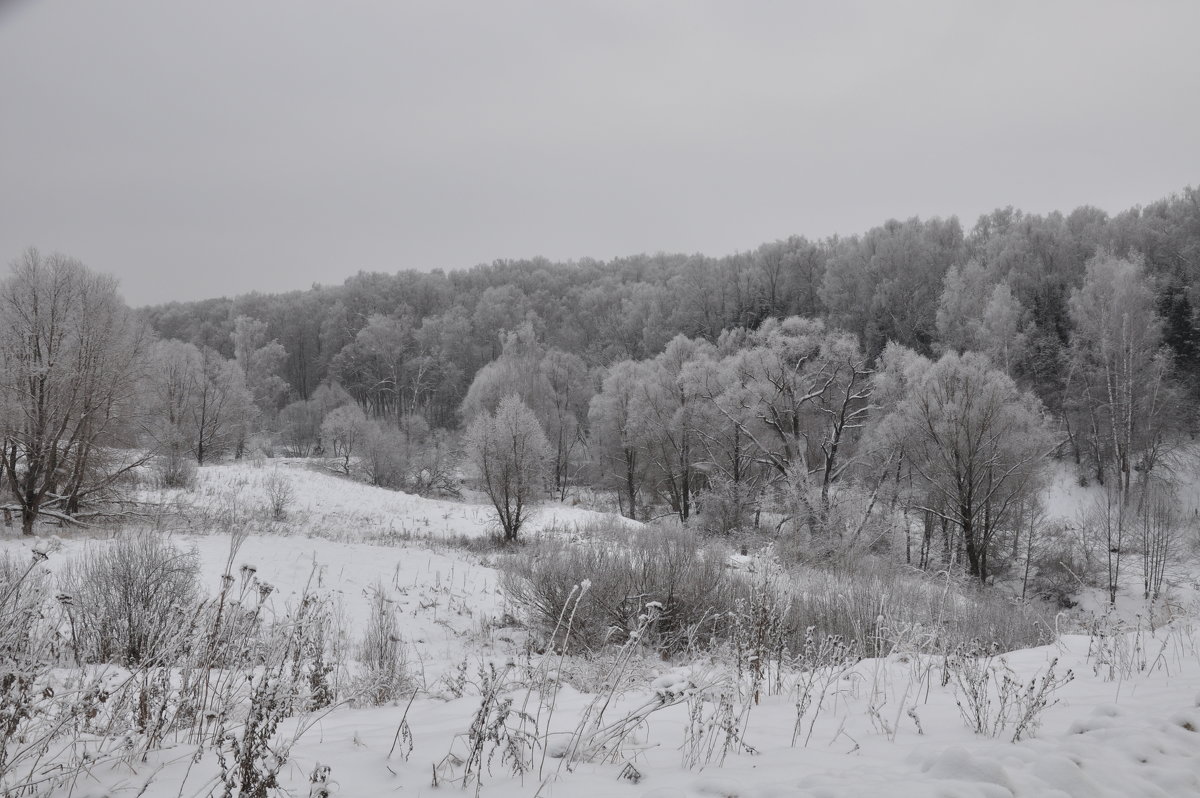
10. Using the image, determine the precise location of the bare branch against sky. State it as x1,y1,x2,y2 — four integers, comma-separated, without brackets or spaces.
1,0,1197,305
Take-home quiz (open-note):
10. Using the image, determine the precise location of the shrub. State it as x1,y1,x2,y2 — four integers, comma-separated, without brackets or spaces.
1023,540,1096,607
406,430,462,498
784,557,1054,656
945,642,1073,741
244,432,275,459
358,420,461,497
0,548,52,667
58,532,201,666
277,398,325,457
360,422,411,490
0,543,345,795
354,582,410,705
697,474,758,536
500,523,744,654
321,403,368,475
501,523,1054,659
0,547,91,787
153,449,197,490
263,468,295,521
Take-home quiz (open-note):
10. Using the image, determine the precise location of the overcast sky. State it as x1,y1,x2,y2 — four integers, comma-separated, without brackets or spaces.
2,1,1198,306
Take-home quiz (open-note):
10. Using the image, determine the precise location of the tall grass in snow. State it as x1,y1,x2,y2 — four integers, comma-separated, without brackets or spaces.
500,522,1054,661
0,532,344,796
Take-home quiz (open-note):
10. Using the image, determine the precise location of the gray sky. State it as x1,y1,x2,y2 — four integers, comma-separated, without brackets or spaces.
2,1,1198,306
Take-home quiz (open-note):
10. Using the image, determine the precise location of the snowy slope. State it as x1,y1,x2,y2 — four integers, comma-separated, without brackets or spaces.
4,461,1200,797
139,459,636,542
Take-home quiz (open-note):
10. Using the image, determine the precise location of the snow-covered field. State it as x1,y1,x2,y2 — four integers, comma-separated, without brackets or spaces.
3,461,1200,797
143,459,632,543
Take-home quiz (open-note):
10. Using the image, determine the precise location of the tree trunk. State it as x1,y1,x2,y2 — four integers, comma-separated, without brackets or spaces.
961,508,986,583
624,448,637,521
679,434,691,522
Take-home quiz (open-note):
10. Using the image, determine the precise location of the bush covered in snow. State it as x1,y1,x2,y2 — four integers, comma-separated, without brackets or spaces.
500,523,743,654
501,522,1055,659
58,531,201,666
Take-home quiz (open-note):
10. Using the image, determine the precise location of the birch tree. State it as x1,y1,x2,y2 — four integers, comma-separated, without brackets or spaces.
1068,253,1170,496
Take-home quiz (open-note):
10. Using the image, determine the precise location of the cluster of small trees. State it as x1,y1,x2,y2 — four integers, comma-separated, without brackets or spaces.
577,317,1046,581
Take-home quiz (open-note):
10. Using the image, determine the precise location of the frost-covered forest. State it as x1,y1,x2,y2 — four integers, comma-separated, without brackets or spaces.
3,186,1200,796
133,185,1200,574
5,188,1200,559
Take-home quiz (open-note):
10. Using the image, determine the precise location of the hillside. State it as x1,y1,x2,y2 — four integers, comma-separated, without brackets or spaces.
2,465,1200,797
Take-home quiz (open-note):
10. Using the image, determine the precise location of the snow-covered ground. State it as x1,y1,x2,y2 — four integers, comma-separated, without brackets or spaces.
140,459,633,543
3,460,1200,797
1042,447,1200,525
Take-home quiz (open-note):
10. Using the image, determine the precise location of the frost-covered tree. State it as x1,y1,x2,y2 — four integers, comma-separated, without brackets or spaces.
462,323,592,496
680,348,765,534
460,322,547,422
704,317,872,535
821,217,964,355
979,282,1029,375
0,250,147,533
472,285,532,359
231,315,289,411
874,351,1049,583
539,348,593,498
587,360,652,520
1067,253,1171,495
414,305,477,426
620,335,714,522
277,397,324,456
191,347,256,465
464,395,550,542
331,312,417,421
935,262,1029,375
321,403,368,475
935,260,991,354
275,382,352,457
145,340,255,466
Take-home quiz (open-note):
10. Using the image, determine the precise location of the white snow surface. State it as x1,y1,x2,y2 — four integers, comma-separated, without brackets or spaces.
4,460,1200,797
145,459,633,542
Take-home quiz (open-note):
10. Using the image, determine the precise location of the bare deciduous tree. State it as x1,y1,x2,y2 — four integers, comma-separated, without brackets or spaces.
1138,480,1178,601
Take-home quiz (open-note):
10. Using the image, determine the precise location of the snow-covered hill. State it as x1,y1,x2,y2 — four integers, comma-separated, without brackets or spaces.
3,460,1200,797
140,459,634,542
